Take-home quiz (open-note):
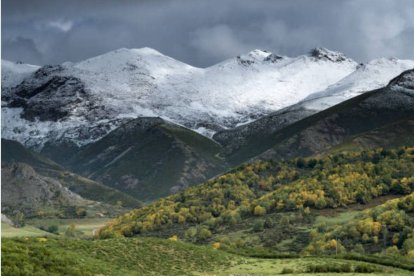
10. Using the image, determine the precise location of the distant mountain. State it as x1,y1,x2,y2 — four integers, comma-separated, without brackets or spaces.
214,58,414,161
58,117,229,201
253,69,414,162
2,162,89,217
1,139,141,208
2,47,357,149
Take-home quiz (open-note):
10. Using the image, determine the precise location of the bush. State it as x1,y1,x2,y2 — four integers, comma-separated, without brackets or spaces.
253,220,265,232
354,264,381,273
264,218,274,228
184,227,197,242
306,263,351,273
196,227,212,241
46,224,59,234
253,205,266,216
280,267,294,274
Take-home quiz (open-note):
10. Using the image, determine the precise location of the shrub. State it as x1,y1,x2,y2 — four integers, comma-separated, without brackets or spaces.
184,227,197,242
196,227,212,241
168,235,178,241
212,242,220,249
306,263,351,273
354,264,381,273
253,220,265,232
47,225,59,234
253,205,266,216
280,267,294,274
264,218,274,228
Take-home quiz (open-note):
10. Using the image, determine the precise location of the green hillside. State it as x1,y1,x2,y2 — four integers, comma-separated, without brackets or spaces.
2,237,412,275
306,193,414,256
97,147,414,259
64,118,229,201
2,139,62,170
1,139,141,208
1,237,233,276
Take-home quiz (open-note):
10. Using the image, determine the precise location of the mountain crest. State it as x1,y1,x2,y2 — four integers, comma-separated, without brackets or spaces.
237,49,283,65
389,69,414,91
310,47,350,63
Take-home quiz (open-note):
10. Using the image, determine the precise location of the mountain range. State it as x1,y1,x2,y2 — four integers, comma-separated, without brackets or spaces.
2,47,414,203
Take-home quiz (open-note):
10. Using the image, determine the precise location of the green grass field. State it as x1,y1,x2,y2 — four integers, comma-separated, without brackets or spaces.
2,218,110,238
2,237,413,275
1,223,51,238
1,237,233,276
221,257,413,275
314,210,360,226
27,218,111,236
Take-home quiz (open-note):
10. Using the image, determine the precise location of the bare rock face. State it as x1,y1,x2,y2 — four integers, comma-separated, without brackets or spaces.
1,162,87,217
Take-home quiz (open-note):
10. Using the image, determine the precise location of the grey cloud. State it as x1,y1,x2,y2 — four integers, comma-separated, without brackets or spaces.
2,36,43,64
2,0,414,67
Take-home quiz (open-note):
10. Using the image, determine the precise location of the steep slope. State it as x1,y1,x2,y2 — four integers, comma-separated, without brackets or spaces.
1,139,141,208
61,117,228,201
1,47,357,149
214,58,414,157
220,69,414,164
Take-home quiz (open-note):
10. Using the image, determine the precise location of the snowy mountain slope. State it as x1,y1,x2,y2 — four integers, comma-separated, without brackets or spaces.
214,57,414,159
256,69,414,161
1,60,39,89
2,47,358,149
300,57,414,110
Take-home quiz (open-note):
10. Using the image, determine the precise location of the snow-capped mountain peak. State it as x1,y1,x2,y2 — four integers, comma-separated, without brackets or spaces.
73,47,195,75
235,49,284,65
3,47,410,150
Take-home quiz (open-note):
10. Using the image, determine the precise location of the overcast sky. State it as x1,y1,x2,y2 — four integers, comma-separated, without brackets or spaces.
2,0,414,67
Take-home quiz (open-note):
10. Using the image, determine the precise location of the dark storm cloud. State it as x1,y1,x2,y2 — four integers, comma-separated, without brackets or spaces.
2,0,414,66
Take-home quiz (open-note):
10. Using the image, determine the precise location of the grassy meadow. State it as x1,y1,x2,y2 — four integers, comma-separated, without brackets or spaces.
2,236,414,275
